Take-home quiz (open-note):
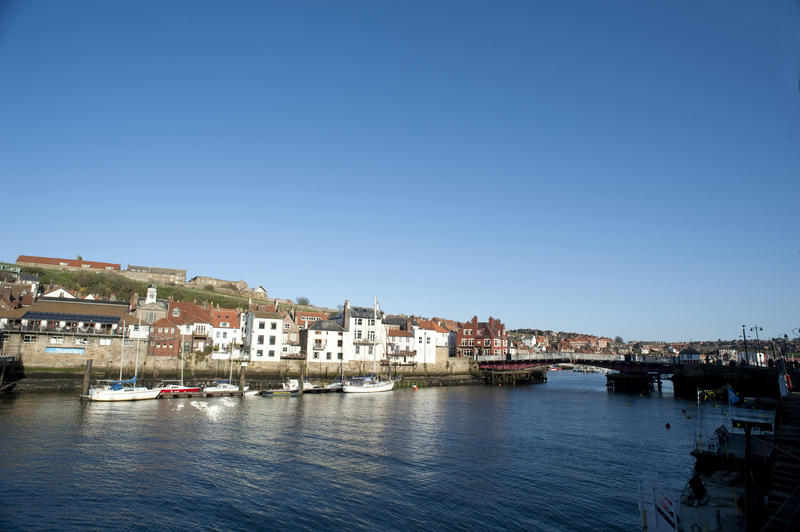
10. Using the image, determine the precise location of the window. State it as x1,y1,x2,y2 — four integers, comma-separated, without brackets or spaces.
257,349,263,357
368,346,373,355
485,339,490,346
216,332,220,338
23,335,37,343
50,336,64,344
269,336,276,345
268,350,275,357
259,322,265,329
495,339,500,346
257,335,264,345
158,327,163,333
419,337,422,344
469,339,474,346
355,346,360,355
368,330,375,342
282,346,288,352
100,338,111,346
355,330,362,340
270,322,277,330
313,352,319,359
290,333,296,341
356,318,362,325
326,352,331,360
284,322,290,329
172,308,180,317
464,329,472,336
337,339,342,347
369,319,375,326
222,332,227,339
282,333,288,342
221,322,229,327
461,339,467,346
426,337,430,344
337,353,342,360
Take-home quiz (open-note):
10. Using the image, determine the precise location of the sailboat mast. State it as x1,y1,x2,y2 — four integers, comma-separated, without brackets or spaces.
119,321,126,380
133,316,141,380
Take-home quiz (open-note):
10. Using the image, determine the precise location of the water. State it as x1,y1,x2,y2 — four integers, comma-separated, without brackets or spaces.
0,373,720,530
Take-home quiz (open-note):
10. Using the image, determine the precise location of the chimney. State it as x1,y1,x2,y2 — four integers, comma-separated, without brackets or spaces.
343,299,350,330
405,319,411,331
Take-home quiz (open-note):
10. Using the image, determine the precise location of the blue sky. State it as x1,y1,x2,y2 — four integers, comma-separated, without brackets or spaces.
1,0,798,341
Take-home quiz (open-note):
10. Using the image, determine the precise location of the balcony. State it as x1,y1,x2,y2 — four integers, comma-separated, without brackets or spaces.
353,337,378,345
388,349,416,358
0,323,122,337
312,342,327,351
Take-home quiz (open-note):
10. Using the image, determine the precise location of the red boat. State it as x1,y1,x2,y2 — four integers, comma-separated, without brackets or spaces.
156,381,202,397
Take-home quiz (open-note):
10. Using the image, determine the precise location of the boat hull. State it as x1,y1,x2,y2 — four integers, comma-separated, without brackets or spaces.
157,385,202,397
84,387,161,401
342,381,395,393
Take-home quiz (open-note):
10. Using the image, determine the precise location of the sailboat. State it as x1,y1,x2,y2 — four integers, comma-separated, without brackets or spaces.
84,320,160,401
203,352,249,396
343,298,395,394
155,336,201,397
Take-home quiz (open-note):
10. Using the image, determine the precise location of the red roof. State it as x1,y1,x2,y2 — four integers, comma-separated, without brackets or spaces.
417,319,448,333
389,329,413,337
17,255,120,270
211,308,240,328
168,300,211,325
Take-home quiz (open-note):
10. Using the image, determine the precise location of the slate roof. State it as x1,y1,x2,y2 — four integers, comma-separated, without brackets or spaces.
253,311,282,320
309,320,344,332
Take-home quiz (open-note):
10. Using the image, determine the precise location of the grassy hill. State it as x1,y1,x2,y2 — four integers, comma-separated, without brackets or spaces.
3,262,335,314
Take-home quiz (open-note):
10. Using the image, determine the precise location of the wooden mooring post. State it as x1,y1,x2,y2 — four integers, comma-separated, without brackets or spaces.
82,359,93,396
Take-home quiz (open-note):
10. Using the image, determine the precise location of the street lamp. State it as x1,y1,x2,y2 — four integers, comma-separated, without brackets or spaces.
750,325,763,366
741,325,749,365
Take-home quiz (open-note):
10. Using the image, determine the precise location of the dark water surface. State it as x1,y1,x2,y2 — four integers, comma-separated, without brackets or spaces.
0,372,712,530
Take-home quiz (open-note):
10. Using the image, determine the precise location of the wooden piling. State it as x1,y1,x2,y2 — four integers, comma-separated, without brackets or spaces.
238,364,245,393
82,359,93,395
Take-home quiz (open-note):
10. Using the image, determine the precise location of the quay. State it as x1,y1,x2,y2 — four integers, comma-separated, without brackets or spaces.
763,391,800,531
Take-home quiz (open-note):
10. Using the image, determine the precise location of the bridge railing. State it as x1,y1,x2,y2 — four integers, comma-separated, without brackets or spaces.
477,353,675,364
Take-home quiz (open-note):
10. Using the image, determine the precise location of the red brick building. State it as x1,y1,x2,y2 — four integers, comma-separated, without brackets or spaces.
149,317,180,356
455,316,509,358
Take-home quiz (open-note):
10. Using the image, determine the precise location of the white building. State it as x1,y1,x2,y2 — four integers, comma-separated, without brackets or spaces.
330,300,387,365
302,320,344,364
243,310,284,361
210,308,243,354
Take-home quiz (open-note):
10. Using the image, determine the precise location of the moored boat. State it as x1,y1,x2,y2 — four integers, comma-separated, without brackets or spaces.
83,378,161,402
262,379,301,396
155,381,202,397
342,375,395,393
203,379,249,396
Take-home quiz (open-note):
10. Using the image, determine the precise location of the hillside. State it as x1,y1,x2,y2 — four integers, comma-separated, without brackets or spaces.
6,263,333,314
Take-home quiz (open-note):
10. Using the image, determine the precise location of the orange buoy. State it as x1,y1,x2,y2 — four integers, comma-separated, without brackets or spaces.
498,383,502,387
413,385,418,391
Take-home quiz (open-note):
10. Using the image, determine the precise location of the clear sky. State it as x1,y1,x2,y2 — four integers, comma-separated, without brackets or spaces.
1,0,798,341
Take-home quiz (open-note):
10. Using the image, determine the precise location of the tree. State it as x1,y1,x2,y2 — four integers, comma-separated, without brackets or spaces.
296,296,310,306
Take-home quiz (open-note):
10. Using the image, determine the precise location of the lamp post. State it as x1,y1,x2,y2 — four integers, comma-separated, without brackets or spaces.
750,325,763,366
742,325,749,365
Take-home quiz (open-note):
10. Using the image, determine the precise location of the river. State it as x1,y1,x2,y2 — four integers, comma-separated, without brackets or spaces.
0,372,716,530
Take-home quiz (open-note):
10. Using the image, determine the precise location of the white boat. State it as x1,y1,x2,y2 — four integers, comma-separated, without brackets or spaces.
84,378,161,401
83,318,159,402
203,379,249,396
343,375,395,393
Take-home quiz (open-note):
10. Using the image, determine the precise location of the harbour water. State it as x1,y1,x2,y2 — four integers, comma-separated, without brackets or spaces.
0,372,709,530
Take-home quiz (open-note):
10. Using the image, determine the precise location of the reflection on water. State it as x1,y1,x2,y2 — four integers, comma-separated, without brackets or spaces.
0,373,707,530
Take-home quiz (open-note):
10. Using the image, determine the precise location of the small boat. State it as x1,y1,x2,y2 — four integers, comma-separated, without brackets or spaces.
262,379,301,397
155,381,202,397
83,378,161,402
342,375,395,393
203,379,249,396
303,381,343,394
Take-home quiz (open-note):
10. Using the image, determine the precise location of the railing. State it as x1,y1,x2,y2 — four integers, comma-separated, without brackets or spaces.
353,338,378,345
388,349,416,357
312,342,327,351
0,324,122,337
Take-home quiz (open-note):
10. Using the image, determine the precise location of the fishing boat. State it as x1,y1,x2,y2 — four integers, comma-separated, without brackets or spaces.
262,379,301,396
83,318,159,402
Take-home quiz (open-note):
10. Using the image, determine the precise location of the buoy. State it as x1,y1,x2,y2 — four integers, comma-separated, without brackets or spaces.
498,383,502,387
682,409,686,413
413,385,418,391
686,415,691,419
665,422,671,429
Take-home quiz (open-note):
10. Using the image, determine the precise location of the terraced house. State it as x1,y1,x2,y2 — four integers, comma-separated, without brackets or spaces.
455,316,509,358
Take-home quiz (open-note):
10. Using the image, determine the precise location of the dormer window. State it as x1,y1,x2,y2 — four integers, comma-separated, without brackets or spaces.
172,308,180,317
